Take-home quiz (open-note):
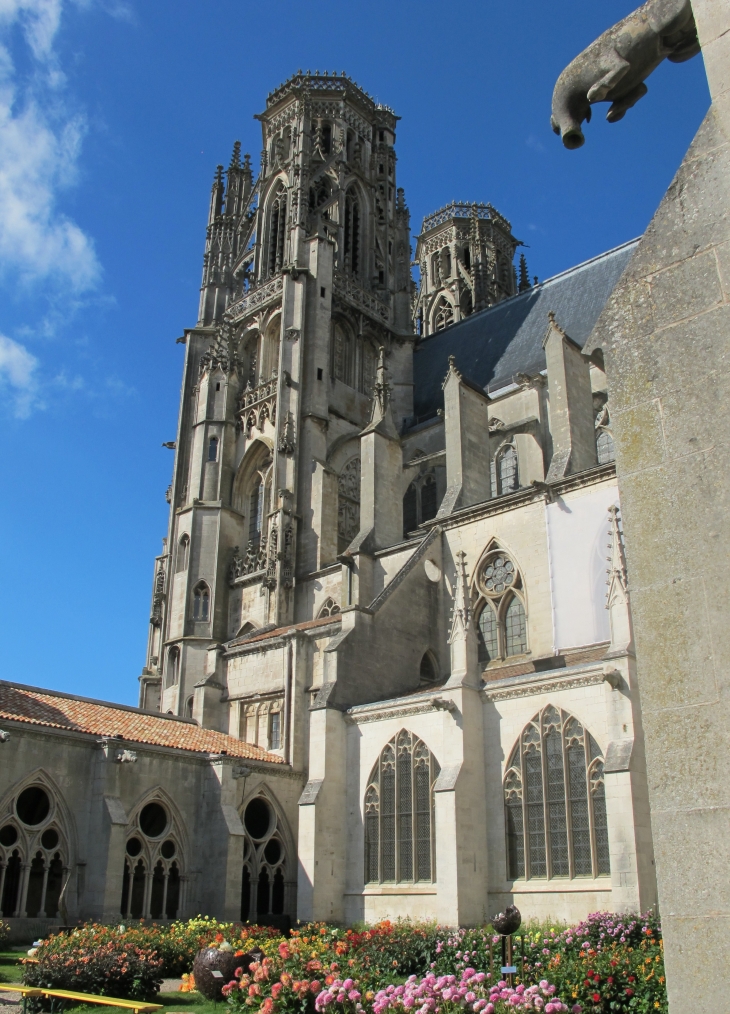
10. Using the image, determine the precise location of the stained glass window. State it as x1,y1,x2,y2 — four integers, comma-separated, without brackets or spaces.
503,707,611,881
505,598,527,656
364,731,439,884
596,429,615,464
498,445,519,494
338,457,361,552
478,605,499,662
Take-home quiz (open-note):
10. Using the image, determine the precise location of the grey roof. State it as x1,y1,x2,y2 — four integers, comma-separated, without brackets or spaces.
412,238,639,420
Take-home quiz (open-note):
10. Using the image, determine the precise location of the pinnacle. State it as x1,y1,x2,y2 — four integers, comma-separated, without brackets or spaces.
229,140,241,169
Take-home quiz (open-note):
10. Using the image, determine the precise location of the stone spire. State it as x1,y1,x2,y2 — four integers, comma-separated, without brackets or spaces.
362,347,399,439
518,253,531,292
446,550,480,688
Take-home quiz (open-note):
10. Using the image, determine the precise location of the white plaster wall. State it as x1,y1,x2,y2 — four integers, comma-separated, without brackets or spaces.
546,482,618,650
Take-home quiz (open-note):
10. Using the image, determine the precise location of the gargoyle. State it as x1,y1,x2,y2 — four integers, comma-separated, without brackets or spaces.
551,0,700,149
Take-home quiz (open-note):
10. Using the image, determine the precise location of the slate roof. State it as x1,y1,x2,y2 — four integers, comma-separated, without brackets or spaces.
0,681,284,762
412,239,639,420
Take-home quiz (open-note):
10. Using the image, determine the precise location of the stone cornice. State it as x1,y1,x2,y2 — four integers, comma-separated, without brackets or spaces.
420,462,617,533
482,663,606,701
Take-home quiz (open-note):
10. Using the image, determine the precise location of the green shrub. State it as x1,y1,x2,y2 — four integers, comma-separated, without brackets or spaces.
0,920,10,949
22,933,163,1000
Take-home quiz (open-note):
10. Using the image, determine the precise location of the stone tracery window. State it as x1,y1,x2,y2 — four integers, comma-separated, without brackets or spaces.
494,443,519,495
192,582,210,622
503,705,610,882
267,185,287,276
338,456,360,552
475,546,527,663
0,784,68,919
331,321,356,388
318,597,341,618
596,428,615,464
240,796,290,924
343,189,361,277
364,730,440,885
433,297,453,332
120,801,183,920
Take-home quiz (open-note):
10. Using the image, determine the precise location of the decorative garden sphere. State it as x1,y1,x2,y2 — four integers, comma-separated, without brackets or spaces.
192,947,248,1000
492,905,522,935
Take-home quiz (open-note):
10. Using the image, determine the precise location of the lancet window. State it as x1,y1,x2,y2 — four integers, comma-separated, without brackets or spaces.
343,190,361,277
475,546,527,664
433,297,453,332
338,456,361,552
503,706,611,882
403,472,439,537
493,443,519,495
240,795,290,923
164,646,180,689
176,534,189,573
0,784,68,919
192,583,210,622
332,321,356,388
120,800,183,920
596,428,615,464
267,186,287,276
364,730,440,885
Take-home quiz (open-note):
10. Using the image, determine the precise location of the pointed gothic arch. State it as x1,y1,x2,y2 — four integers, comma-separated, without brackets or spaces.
0,769,76,919
503,705,610,882
266,181,288,277
121,786,189,921
432,295,454,332
238,785,295,926
472,540,528,663
364,730,440,885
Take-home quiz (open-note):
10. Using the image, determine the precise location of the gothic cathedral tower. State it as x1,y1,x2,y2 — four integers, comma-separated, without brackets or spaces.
140,73,414,720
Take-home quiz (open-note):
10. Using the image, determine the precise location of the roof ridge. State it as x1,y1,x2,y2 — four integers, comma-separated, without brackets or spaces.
0,679,197,724
415,236,640,349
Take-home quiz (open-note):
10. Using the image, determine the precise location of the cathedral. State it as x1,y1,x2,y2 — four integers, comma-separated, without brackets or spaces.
0,72,657,938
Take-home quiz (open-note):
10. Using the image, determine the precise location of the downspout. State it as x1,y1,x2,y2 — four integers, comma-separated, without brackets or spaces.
284,637,293,765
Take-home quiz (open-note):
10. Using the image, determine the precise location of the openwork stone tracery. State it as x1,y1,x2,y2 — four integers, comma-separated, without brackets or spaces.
503,705,610,882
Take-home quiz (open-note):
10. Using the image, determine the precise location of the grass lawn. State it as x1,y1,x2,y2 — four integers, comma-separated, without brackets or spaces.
0,949,25,984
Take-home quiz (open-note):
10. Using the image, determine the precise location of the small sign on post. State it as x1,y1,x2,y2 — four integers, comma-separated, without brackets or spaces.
210,971,224,979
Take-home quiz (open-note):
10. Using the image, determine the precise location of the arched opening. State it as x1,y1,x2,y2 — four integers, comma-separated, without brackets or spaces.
596,428,615,464
120,800,184,921
267,185,287,276
331,320,356,388
338,457,361,552
343,189,361,276
317,598,340,618
207,436,219,462
184,696,194,718
475,545,528,663
496,444,519,495
239,794,292,927
504,706,610,881
364,730,440,884
165,646,180,689
0,850,21,917
403,483,417,537
420,474,438,522
433,297,453,332
192,583,210,622
419,652,438,685
176,534,189,573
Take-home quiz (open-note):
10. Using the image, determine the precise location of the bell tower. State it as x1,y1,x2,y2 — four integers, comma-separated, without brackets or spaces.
139,72,415,723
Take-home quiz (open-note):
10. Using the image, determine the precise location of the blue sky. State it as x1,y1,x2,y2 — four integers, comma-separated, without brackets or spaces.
0,0,710,705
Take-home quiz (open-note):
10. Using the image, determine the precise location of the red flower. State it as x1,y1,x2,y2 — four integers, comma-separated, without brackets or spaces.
592,994,600,1003
625,989,634,997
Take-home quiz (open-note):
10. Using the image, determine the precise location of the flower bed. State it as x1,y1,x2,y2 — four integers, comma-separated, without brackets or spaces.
22,935,164,1001
21,912,666,1012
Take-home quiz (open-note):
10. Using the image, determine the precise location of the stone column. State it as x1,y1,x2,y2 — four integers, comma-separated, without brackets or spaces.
296,705,347,923
582,0,730,1001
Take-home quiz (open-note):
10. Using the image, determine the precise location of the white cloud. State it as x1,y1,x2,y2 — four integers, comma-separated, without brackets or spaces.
0,332,40,417
0,0,101,293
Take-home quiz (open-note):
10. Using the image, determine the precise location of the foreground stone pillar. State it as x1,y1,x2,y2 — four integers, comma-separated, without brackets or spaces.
583,1,730,1002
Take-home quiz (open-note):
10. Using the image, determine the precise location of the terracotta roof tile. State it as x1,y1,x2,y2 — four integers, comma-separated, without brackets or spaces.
0,681,284,763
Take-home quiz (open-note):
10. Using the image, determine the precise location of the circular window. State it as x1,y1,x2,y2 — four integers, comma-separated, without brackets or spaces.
160,839,176,860
41,829,59,850
482,556,515,595
244,798,271,840
264,838,281,864
139,803,167,838
126,837,143,857
16,787,50,826
0,825,18,847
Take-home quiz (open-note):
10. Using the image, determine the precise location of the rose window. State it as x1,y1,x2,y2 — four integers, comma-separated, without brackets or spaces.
482,556,515,595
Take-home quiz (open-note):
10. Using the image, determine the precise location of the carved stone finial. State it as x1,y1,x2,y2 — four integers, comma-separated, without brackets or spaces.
551,0,699,149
